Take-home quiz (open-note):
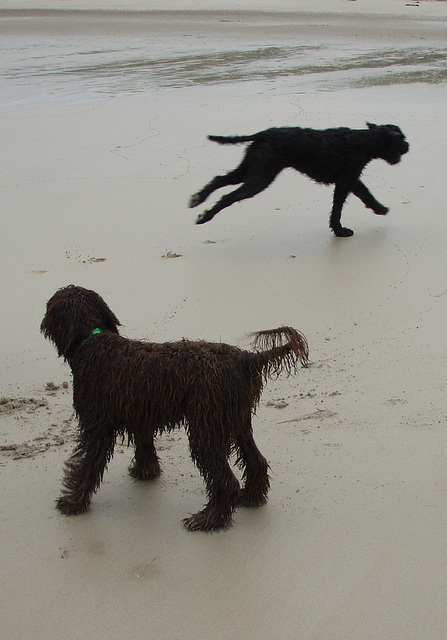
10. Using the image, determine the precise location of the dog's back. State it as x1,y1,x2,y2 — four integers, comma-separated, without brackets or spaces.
70,329,308,431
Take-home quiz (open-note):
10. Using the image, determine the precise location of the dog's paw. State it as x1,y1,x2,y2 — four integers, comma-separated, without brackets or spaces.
195,210,213,225
333,226,354,238
183,510,232,532
239,489,268,508
374,204,389,216
56,495,89,515
128,462,161,480
189,193,202,208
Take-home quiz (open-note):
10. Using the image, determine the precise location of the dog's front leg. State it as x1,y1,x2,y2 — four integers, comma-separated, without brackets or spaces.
56,431,115,515
330,181,354,237
351,179,389,215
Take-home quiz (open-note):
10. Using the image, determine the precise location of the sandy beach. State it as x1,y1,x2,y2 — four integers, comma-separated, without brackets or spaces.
1,2,447,638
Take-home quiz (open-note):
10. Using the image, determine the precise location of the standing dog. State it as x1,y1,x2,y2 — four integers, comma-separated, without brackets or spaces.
41,285,309,531
189,123,409,237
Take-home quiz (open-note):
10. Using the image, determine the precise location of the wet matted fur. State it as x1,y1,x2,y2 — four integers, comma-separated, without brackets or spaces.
41,285,309,531
189,122,409,237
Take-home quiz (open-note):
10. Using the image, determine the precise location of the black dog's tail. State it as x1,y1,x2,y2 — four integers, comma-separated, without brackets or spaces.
249,327,309,379
208,134,257,145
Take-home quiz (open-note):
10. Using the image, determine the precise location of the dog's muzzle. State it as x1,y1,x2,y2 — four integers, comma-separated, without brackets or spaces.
388,140,409,164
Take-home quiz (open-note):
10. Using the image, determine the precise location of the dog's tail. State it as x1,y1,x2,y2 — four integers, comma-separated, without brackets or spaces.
249,326,309,379
208,134,257,145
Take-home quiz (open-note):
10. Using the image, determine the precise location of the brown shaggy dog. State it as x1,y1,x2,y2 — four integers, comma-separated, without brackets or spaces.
41,285,309,531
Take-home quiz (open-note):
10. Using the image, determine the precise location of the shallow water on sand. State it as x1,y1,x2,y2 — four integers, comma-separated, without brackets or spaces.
1,21,446,107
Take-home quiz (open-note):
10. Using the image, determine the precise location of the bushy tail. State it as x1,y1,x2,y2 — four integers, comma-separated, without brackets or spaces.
249,326,309,379
208,134,257,145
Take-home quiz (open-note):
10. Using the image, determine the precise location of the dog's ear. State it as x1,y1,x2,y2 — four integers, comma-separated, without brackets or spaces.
40,291,81,359
75,287,121,334
386,125,404,139
94,292,121,333
366,122,377,130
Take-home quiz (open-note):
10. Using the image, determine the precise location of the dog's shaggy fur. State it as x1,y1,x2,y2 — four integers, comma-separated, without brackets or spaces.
41,285,309,531
189,122,409,237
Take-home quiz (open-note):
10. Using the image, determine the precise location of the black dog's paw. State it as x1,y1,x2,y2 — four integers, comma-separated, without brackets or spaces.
189,193,202,208
56,495,89,515
333,226,354,238
374,204,389,216
195,211,213,225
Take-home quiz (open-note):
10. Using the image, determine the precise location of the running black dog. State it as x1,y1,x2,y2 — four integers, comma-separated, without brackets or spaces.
189,123,409,237
41,285,309,531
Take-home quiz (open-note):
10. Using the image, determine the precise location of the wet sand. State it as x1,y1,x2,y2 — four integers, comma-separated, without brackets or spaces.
1,3,447,639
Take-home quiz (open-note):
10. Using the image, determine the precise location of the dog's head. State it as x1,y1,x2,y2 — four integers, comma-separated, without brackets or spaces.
41,285,121,360
366,122,409,165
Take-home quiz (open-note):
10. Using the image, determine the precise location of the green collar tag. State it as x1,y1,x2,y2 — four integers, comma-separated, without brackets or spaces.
81,327,102,347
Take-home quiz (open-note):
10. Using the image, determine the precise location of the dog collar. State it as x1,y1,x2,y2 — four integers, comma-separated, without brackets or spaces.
81,327,102,347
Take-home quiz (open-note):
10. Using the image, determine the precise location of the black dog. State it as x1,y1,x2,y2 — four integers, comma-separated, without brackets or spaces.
41,285,309,531
189,123,409,237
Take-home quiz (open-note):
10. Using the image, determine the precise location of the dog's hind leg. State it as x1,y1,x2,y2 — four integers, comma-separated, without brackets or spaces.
183,463,241,531
236,428,270,508
195,173,279,224
56,428,115,515
183,429,241,531
189,167,245,208
129,433,161,481
351,179,389,215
